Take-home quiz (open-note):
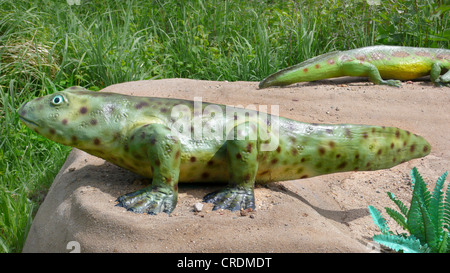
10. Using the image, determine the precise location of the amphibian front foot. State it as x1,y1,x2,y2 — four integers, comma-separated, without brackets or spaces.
116,186,177,214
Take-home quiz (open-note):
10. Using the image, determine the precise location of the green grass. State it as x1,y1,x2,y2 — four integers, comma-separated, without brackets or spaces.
0,0,448,252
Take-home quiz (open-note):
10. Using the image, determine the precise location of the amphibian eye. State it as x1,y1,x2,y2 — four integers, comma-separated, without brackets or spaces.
51,95,64,105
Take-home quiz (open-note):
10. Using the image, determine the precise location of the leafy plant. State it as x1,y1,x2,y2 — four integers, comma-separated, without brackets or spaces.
369,167,450,253
1,0,448,253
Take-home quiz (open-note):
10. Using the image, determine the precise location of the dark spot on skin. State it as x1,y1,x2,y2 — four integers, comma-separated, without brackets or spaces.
327,59,335,65
377,149,382,155
130,135,135,141
244,174,251,181
423,146,429,153
276,146,281,153
247,143,253,153
166,177,172,183
410,144,416,152
201,172,210,179
362,132,368,139
261,154,268,162
338,162,347,169
135,102,149,109
318,147,326,156
207,160,214,166
160,107,168,113
190,156,196,162
395,130,401,138
392,51,410,57
90,119,97,125
303,68,308,73
49,128,56,135
236,153,242,159
436,54,450,60
150,137,157,145
291,148,298,156
393,157,397,163
71,136,77,142
140,132,146,139
62,119,68,125
366,162,371,168
300,175,309,179
391,143,395,149
355,154,360,159
259,170,269,175
336,154,341,158
371,52,385,60
329,141,336,148
80,107,88,114
94,138,101,145
271,158,278,164
355,55,366,61
315,64,320,69
416,51,431,57
124,144,129,152
301,157,306,163
155,159,161,166
133,153,143,160
345,129,352,138
175,150,180,159
403,141,407,147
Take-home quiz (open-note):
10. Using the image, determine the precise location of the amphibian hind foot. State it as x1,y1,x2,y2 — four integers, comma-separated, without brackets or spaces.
116,186,177,215
203,187,256,211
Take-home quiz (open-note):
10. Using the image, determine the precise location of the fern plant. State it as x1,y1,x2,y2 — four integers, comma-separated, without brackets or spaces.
368,167,449,253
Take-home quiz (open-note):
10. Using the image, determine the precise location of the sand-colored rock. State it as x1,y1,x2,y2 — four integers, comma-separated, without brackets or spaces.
23,78,449,253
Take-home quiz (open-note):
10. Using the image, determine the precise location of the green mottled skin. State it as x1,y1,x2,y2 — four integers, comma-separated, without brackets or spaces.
19,87,431,214
259,45,450,88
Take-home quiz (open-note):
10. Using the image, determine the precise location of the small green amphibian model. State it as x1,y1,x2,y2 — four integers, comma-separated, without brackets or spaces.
19,87,431,214
259,45,450,88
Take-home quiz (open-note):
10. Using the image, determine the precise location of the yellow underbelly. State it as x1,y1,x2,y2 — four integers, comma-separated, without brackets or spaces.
377,62,432,80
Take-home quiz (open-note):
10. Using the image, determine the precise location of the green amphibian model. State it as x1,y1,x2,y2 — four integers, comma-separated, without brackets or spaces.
259,45,450,88
19,87,431,214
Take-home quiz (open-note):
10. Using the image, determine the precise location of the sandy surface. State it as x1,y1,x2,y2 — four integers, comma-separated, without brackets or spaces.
23,78,449,253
